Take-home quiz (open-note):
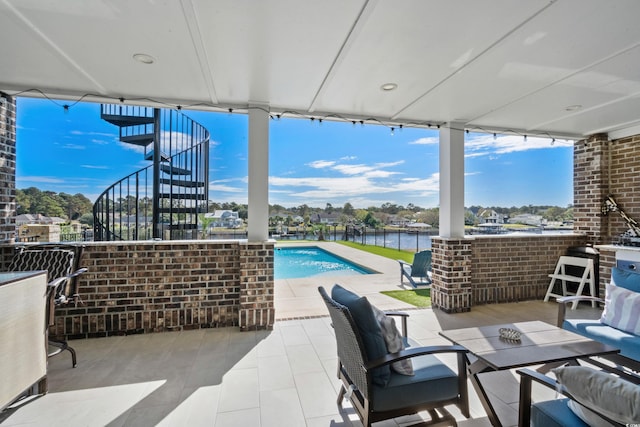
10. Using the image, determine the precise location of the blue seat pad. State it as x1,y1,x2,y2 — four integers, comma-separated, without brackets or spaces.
563,319,640,361
531,398,588,427
371,353,459,412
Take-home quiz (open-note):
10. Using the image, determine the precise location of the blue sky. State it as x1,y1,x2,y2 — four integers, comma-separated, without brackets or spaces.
16,97,574,209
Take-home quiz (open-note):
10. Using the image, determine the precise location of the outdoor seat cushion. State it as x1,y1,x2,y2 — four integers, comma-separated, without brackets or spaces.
370,351,459,412
562,318,640,361
530,398,587,427
331,284,391,386
611,266,640,292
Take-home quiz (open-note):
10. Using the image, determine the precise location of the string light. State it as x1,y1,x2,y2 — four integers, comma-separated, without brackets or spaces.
4,87,573,142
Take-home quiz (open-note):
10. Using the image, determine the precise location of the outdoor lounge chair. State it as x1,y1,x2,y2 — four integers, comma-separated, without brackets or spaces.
399,249,432,287
517,366,639,427
319,285,469,426
8,244,87,368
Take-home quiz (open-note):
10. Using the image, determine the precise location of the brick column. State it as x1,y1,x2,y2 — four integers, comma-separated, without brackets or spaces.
573,133,608,244
238,241,275,330
431,237,472,312
0,93,16,244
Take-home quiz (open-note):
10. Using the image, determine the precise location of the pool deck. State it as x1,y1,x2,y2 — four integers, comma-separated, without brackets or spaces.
2,241,603,427
275,241,422,320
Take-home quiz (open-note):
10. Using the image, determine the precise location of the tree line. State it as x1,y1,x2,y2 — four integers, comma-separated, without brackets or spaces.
16,187,94,224
15,187,573,228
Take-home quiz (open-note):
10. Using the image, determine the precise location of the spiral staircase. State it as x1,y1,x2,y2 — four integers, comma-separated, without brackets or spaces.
93,104,209,241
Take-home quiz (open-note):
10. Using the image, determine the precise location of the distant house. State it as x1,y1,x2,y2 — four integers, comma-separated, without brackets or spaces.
478,209,505,224
15,214,67,226
388,215,411,227
311,212,340,225
204,210,243,228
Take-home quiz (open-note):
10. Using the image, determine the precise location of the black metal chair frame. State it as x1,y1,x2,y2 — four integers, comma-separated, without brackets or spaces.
319,286,469,426
8,243,87,368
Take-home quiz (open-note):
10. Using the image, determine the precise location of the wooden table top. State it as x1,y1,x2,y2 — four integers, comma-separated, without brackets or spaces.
439,320,619,370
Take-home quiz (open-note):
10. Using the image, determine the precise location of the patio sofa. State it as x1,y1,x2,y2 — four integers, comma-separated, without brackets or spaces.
557,266,640,365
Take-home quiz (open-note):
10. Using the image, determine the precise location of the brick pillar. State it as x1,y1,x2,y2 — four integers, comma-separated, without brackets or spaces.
0,93,16,244
238,242,275,330
573,133,608,244
431,237,472,312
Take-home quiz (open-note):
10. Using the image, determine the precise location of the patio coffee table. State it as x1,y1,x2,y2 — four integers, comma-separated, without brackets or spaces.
439,320,619,427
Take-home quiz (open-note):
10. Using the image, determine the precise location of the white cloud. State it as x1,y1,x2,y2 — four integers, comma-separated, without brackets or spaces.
307,160,335,169
466,134,572,157
332,160,404,176
209,177,247,193
70,130,116,138
63,143,85,150
409,136,439,145
210,184,244,193
17,176,65,183
81,165,109,169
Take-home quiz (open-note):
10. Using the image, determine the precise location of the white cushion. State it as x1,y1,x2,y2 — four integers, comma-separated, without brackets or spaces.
600,283,640,335
553,366,640,426
371,306,414,375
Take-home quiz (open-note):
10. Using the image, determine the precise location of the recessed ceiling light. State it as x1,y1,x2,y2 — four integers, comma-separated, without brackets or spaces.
133,53,155,64
565,104,582,112
381,83,398,91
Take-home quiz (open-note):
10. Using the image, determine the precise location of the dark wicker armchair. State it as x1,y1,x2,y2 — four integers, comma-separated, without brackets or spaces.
8,244,87,367
319,285,469,426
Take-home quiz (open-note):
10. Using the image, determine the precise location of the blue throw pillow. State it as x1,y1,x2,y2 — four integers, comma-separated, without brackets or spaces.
611,267,640,292
331,284,391,386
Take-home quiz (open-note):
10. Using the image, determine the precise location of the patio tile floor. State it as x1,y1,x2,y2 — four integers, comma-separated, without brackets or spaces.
1,243,602,426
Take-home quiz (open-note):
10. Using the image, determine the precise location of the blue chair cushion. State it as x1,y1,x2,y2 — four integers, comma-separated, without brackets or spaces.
371,352,459,412
562,318,640,361
611,266,640,292
331,284,390,386
531,398,588,427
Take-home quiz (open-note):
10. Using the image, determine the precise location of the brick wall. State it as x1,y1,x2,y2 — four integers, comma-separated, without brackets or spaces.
469,234,587,304
432,234,588,311
1,240,275,338
431,237,472,312
600,134,640,243
573,134,608,242
0,93,16,244
239,242,275,330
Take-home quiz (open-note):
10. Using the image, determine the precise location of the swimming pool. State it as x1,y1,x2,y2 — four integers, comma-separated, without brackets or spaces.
274,246,375,279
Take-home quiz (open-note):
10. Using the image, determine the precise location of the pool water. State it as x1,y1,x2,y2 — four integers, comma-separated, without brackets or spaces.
274,246,374,279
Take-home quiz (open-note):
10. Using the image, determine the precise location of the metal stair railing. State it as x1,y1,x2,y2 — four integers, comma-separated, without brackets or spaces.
93,105,209,241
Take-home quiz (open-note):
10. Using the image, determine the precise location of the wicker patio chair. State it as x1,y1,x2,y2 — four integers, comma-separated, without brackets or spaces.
8,244,87,367
319,285,469,426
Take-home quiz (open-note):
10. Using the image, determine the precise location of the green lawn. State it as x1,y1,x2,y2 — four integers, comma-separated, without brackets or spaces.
336,240,415,263
381,288,431,307
335,241,431,307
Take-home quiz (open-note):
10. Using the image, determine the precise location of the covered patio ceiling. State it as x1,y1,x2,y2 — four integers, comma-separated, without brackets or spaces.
2,0,640,140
